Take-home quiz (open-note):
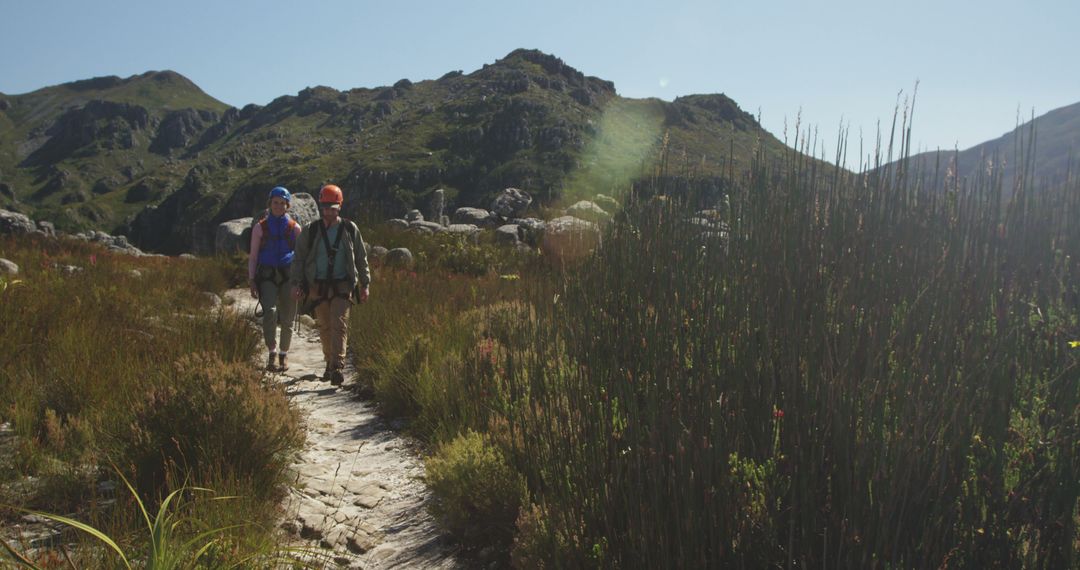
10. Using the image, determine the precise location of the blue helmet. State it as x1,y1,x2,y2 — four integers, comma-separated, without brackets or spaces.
269,186,291,203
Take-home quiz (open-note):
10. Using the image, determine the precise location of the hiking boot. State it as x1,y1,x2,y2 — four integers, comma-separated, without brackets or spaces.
278,353,289,371
266,353,278,372
330,369,345,386
322,365,332,382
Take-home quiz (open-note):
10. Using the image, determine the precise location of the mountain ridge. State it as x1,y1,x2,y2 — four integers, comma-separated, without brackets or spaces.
0,49,790,253
903,100,1080,187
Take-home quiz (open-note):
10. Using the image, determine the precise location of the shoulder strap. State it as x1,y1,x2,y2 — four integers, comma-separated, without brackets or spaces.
306,220,352,256
284,215,298,248
318,221,347,279
306,220,321,250
327,221,346,250
257,217,269,249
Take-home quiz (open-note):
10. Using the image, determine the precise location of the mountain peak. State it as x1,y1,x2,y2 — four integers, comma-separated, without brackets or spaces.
478,48,616,101
492,49,587,82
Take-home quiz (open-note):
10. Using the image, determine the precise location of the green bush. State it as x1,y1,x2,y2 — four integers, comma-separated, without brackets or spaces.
119,352,303,498
426,430,526,555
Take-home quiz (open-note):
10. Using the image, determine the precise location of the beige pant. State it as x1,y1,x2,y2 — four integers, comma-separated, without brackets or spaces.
311,281,353,371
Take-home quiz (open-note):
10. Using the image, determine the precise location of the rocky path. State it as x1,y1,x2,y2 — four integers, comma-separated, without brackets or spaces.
228,290,460,569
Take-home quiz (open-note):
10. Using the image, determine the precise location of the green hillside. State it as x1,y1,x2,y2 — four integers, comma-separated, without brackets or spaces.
904,100,1080,187
0,49,794,253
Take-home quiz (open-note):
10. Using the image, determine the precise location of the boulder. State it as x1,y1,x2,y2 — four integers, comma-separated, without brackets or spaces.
36,220,56,237
200,291,223,308
409,220,444,233
105,235,136,254
510,217,546,246
72,230,147,256
453,207,496,227
368,245,388,261
490,187,532,219
289,193,320,228
405,209,424,222
384,248,414,268
594,194,619,212
445,224,481,243
541,216,600,261
566,200,610,223
216,217,254,255
0,258,18,275
385,218,409,230
54,264,84,275
0,209,36,235
494,224,521,245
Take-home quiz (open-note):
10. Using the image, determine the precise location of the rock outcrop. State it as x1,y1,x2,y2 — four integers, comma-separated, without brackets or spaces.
216,217,254,255
566,200,610,223
541,215,600,261
0,209,36,235
490,187,532,219
452,207,497,227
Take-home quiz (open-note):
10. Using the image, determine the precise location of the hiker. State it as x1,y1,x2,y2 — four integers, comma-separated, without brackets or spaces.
291,184,371,385
248,186,302,372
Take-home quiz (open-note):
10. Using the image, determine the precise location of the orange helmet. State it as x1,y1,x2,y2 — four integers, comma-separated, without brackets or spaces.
319,184,343,205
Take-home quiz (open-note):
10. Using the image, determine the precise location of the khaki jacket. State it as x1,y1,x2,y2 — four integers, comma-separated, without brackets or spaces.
290,219,371,293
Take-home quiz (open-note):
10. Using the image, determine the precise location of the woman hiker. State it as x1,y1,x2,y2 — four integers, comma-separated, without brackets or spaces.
290,184,371,385
248,186,302,371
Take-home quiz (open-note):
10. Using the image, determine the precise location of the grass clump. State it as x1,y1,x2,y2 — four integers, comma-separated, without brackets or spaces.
348,265,532,440
120,352,303,498
0,235,305,566
425,430,526,555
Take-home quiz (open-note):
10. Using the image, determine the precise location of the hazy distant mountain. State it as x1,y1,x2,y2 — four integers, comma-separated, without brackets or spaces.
904,101,1080,187
0,49,794,253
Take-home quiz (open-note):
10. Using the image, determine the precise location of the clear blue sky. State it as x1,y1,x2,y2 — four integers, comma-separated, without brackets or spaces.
2,0,1076,164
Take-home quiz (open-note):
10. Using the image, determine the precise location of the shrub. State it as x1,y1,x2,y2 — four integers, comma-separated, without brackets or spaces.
426,430,526,555
118,352,303,498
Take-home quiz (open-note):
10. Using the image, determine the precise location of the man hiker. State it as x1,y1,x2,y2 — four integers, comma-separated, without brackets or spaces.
249,186,302,372
291,184,371,385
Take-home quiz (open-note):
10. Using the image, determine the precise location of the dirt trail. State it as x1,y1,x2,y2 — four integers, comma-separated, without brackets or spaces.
228,290,460,569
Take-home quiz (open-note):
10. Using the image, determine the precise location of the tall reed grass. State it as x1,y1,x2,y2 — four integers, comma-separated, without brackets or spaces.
490,121,1080,567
